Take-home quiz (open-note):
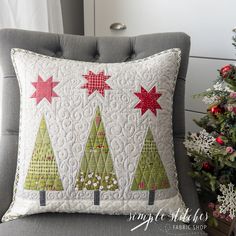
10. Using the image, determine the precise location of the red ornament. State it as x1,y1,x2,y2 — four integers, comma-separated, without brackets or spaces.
208,202,215,210
202,161,213,172
220,65,233,79
211,105,222,114
216,136,224,145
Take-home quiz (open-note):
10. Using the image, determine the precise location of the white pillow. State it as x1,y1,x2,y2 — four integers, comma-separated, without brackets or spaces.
3,48,186,222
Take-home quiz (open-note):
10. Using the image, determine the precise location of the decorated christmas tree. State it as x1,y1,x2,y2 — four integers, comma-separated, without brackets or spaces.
131,128,170,205
184,30,236,223
76,108,119,205
24,116,63,206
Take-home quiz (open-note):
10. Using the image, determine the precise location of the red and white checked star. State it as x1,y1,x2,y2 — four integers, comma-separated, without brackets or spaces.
81,71,111,97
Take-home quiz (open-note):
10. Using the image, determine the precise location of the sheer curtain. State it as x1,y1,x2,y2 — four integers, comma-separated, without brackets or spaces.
0,0,63,32
0,0,64,133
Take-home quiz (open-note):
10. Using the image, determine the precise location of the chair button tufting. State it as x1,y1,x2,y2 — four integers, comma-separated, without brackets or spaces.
55,50,62,57
94,53,100,60
130,53,136,59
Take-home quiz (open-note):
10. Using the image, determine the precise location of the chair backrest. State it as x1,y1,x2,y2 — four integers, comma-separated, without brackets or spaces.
0,29,199,220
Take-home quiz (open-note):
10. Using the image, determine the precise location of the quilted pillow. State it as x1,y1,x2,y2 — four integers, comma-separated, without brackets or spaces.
3,48,186,222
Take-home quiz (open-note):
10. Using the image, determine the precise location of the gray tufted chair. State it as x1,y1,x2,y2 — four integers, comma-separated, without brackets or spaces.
0,29,206,236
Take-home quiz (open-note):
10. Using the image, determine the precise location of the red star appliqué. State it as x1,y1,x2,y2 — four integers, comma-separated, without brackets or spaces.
81,71,111,97
134,86,162,116
31,76,59,104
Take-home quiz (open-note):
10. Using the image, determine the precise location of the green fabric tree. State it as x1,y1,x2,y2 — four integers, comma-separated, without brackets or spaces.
76,108,118,205
131,128,170,205
24,116,63,206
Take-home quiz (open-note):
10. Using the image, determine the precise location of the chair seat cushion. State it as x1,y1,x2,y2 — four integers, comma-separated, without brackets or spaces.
0,213,207,236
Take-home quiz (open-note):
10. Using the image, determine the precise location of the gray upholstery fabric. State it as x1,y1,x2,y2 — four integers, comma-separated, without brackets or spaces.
0,213,207,236
0,29,204,235
0,134,18,219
